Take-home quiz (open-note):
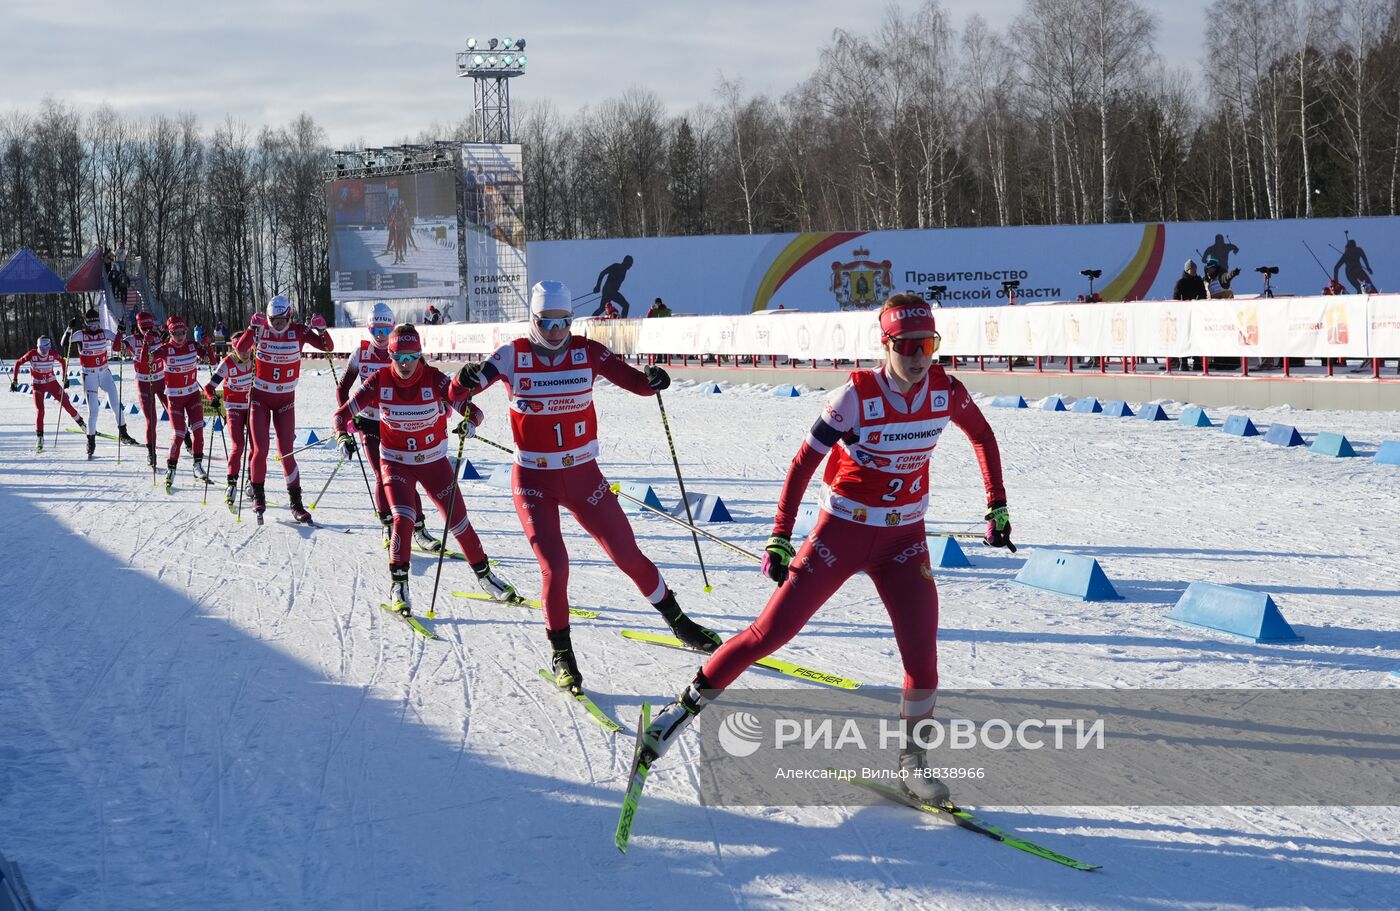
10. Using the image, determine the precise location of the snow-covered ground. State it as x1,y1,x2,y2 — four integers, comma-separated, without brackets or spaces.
2,369,1398,910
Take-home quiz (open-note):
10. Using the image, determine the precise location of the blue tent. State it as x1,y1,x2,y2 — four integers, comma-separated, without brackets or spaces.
0,249,66,294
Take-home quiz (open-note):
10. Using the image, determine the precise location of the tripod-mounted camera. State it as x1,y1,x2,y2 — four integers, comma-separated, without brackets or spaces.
1254,266,1279,299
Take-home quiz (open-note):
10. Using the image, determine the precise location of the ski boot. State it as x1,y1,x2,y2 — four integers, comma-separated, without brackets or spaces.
192,457,209,483
472,558,519,602
35,431,43,453
643,673,713,761
548,628,583,693
146,443,157,470
655,589,723,653
86,434,96,460
224,477,237,508
251,481,267,523
118,424,140,446
388,563,412,617
898,745,952,806
164,462,177,494
287,484,313,524
380,513,393,550
74,415,86,431
413,516,443,552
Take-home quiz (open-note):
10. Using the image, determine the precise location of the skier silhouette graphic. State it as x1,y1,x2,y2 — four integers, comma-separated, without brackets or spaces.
1332,238,1376,293
1202,234,1239,274
593,255,634,317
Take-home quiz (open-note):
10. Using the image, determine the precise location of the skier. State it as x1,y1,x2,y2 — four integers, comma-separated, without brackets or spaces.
335,302,442,553
640,294,1012,806
332,324,517,617
10,336,84,449
123,310,170,468
453,280,721,696
151,316,214,492
205,331,254,507
69,308,139,458
232,295,334,523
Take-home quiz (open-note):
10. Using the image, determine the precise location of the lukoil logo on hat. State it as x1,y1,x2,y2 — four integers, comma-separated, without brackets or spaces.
717,711,764,758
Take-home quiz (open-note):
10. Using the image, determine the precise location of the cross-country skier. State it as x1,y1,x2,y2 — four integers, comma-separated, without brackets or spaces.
10,336,84,449
335,302,442,553
123,310,170,468
69,308,140,458
232,295,334,523
332,324,517,618
150,316,213,492
205,331,254,507
640,294,1012,806
453,280,721,696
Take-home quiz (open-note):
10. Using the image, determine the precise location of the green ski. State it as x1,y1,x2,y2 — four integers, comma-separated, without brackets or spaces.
65,426,118,442
453,591,601,620
619,630,860,690
615,701,652,854
379,602,437,640
845,774,1100,871
535,669,623,733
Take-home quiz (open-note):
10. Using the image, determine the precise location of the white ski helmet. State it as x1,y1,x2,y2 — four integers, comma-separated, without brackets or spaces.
528,281,573,352
369,302,395,329
267,294,292,318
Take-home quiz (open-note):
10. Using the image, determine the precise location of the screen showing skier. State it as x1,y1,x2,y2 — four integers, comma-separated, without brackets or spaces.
327,171,460,301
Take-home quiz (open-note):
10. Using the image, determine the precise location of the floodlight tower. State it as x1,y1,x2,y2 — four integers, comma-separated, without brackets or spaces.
456,37,527,143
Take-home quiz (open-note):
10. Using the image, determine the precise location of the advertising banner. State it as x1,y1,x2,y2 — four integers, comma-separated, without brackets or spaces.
462,143,528,322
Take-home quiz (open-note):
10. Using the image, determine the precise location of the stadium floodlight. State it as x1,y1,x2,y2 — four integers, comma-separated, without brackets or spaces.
503,37,513,48
467,37,477,49
457,33,527,143
503,54,514,65
486,55,497,66
515,38,526,49
488,38,498,49
517,55,527,67
473,54,484,65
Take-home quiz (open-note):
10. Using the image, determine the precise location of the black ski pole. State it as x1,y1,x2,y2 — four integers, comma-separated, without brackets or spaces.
426,427,471,620
654,390,712,592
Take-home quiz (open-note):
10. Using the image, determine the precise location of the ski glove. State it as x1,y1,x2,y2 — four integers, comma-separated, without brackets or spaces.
308,314,328,330
453,417,477,439
983,500,1015,552
206,390,222,409
249,312,268,329
68,316,82,330
8,381,16,393
336,432,357,459
645,365,671,391
762,535,796,584
456,361,484,390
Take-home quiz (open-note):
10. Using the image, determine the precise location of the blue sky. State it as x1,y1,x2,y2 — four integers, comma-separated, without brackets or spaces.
6,1,1203,145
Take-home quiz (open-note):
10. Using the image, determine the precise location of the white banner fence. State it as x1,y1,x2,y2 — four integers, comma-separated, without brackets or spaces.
326,294,1400,362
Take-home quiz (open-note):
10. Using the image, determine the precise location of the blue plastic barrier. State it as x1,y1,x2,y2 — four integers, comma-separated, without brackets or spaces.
129,403,140,415
928,534,972,568
1013,549,1122,601
211,416,224,433
1041,396,1068,412
459,458,483,480
1222,415,1260,437
1070,397,1103,414
1138,403,1170,421
772,384,801,397
696,382,723,394
294,429,322,447
672,492,733,523
1166,582,1303,643
618,482,664,514
1103,399,1134,417
992,395,1028,408
1376,440,1400,466
1309,431,1357,457
159,408,169,421
1264,423,1305,447
1179,405,1212,427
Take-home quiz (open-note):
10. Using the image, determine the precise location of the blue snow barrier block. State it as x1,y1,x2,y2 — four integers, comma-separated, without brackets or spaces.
128,403,140,415
1042,395,1068,411
1264,423,1305,447
159,408,169,421
928,534,972,568
1104,399,1134,417
1012,549,1123,601
1138,403,1170,421
1222,415,1260,437
672,492,733,523
1070,397,1103,414
1179,405,1212,427
697,381,722,394
211,416,225,433
485,465,513,488
772,384,801,397
17,383,29,394
1375,440,1400,465
618,482,664,514
1166,582,1303,644
294,429,322,447
1309,431,1357,458
992,395,1028,408
458,458,483,480
791,503,820,541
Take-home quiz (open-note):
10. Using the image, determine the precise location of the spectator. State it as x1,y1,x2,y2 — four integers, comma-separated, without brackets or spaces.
1203,257,1240,299
112,268,129,309
600,300,620,320
115,242,128,274
424,304,442,325
1323,278,1347,295
213,320,229,358
646,297,672,318
1173,260,1207,301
